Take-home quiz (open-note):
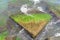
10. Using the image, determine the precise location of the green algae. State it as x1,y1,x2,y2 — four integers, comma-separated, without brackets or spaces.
11,13,52,23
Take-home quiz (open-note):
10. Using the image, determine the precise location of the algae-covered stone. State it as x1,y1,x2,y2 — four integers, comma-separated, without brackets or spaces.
10,13,52,38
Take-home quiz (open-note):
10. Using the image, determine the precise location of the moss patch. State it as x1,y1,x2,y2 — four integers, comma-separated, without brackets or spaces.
0,31,8,40
11,13,52,23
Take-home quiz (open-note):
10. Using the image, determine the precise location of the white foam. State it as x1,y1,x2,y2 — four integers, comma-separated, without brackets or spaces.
54,33,60,37
20,4,28,14
20,4,34,17
33,0,40,5
37,7,45,12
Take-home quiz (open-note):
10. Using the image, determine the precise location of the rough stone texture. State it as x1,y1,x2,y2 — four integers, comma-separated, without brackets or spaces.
6,18,23,35
0,26,7,33
48,36,60,40
17,29,33,40
5,35,16,40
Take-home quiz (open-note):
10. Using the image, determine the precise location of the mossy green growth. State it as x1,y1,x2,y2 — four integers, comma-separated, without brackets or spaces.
11,13,52,23
0,31,8,40
0,31,21,40
16,37,21,40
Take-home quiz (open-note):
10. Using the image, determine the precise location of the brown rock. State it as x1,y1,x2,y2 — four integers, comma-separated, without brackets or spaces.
18,21,48,38
5,35,16,40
